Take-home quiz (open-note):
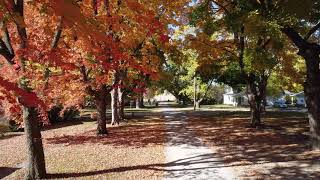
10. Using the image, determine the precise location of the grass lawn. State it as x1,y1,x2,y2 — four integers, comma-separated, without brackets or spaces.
201,104,240,109
0,114,166,180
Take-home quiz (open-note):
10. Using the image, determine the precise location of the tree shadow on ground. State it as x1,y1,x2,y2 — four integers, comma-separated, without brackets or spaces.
254,165,320,179
45,116,166,148
0,134,22,140
47,153,225,179
186,110,320,179
0,167,20,179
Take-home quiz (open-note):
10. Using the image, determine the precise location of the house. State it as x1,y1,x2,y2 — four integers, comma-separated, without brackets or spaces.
223,92,249,106
273,90,306,107
293,92,306,106
223,88,249,106
223,87,278,107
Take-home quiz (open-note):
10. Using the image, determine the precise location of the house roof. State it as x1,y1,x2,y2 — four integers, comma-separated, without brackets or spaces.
282,90,305,97
291,91,304,97
283,90,294,96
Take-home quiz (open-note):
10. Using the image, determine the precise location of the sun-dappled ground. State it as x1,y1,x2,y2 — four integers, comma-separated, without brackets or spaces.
1,113,166,180
1,107,320,179
187,110,320,179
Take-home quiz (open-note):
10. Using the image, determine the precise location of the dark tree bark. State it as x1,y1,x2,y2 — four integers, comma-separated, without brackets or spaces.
261,94,267,113
139,94,144,108
282,26,320,149
247,74,261,127
86,85,109,136
94,90,108,135
23,107,46,180
246,74,268,127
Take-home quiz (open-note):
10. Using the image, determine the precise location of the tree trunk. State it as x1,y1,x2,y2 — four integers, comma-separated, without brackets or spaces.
282,27,320,149
193,75,197,110
250,102,261,127
135,98,140,109
111,87,119,125
118,88,125,120
261,95,267,112
196,101,201,109
135,94,143,109
260,76,268,113
302,51,320,149
23,107,46,180
95,95,108,135
305,83,320,149
246,75,262,128
139,94,144,108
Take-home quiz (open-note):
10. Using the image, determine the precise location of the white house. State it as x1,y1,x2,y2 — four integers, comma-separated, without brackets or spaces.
223,87,277,107
223,87,249,106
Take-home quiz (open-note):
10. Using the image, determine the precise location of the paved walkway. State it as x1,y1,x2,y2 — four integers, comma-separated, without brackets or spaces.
163,110,236,180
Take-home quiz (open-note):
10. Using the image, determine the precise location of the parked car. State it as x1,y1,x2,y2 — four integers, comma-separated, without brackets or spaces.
273,101,288,108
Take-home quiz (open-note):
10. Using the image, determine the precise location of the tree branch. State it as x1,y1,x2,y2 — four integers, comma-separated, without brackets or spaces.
3,25,14,55
51,17,63,49
281,26,306,50
211,0,230,14
80,65,89,82
0,39,15,64
198,77,215,102
304,21,320,41
92,0,98,15
261,38,271,49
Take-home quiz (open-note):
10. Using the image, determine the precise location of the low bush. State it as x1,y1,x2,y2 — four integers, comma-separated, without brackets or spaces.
48,106,80,124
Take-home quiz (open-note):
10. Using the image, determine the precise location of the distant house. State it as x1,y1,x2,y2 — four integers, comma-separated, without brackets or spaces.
293,92,306,106
223,88,249,106
271,90,306,107
223,87,284,107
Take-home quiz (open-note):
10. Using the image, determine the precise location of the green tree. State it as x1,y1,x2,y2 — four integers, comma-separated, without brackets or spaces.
189,0,290,127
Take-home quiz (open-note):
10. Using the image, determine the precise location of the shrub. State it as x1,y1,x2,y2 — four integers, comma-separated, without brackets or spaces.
62,107,80,121
48,105,80,124
48,106,63,124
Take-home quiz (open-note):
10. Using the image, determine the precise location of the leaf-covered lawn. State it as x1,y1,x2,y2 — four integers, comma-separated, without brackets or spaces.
2,109,319,179
1,115,165,180
187,110,320,179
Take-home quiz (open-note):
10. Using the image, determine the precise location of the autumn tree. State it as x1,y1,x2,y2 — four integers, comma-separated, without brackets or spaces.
202,0,320,148
188,0,294,127
262,0,320,149
0,0,88,178
0,0,191,178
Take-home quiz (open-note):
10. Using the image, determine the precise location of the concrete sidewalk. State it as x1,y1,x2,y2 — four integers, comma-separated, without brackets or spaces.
163,111,236,180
